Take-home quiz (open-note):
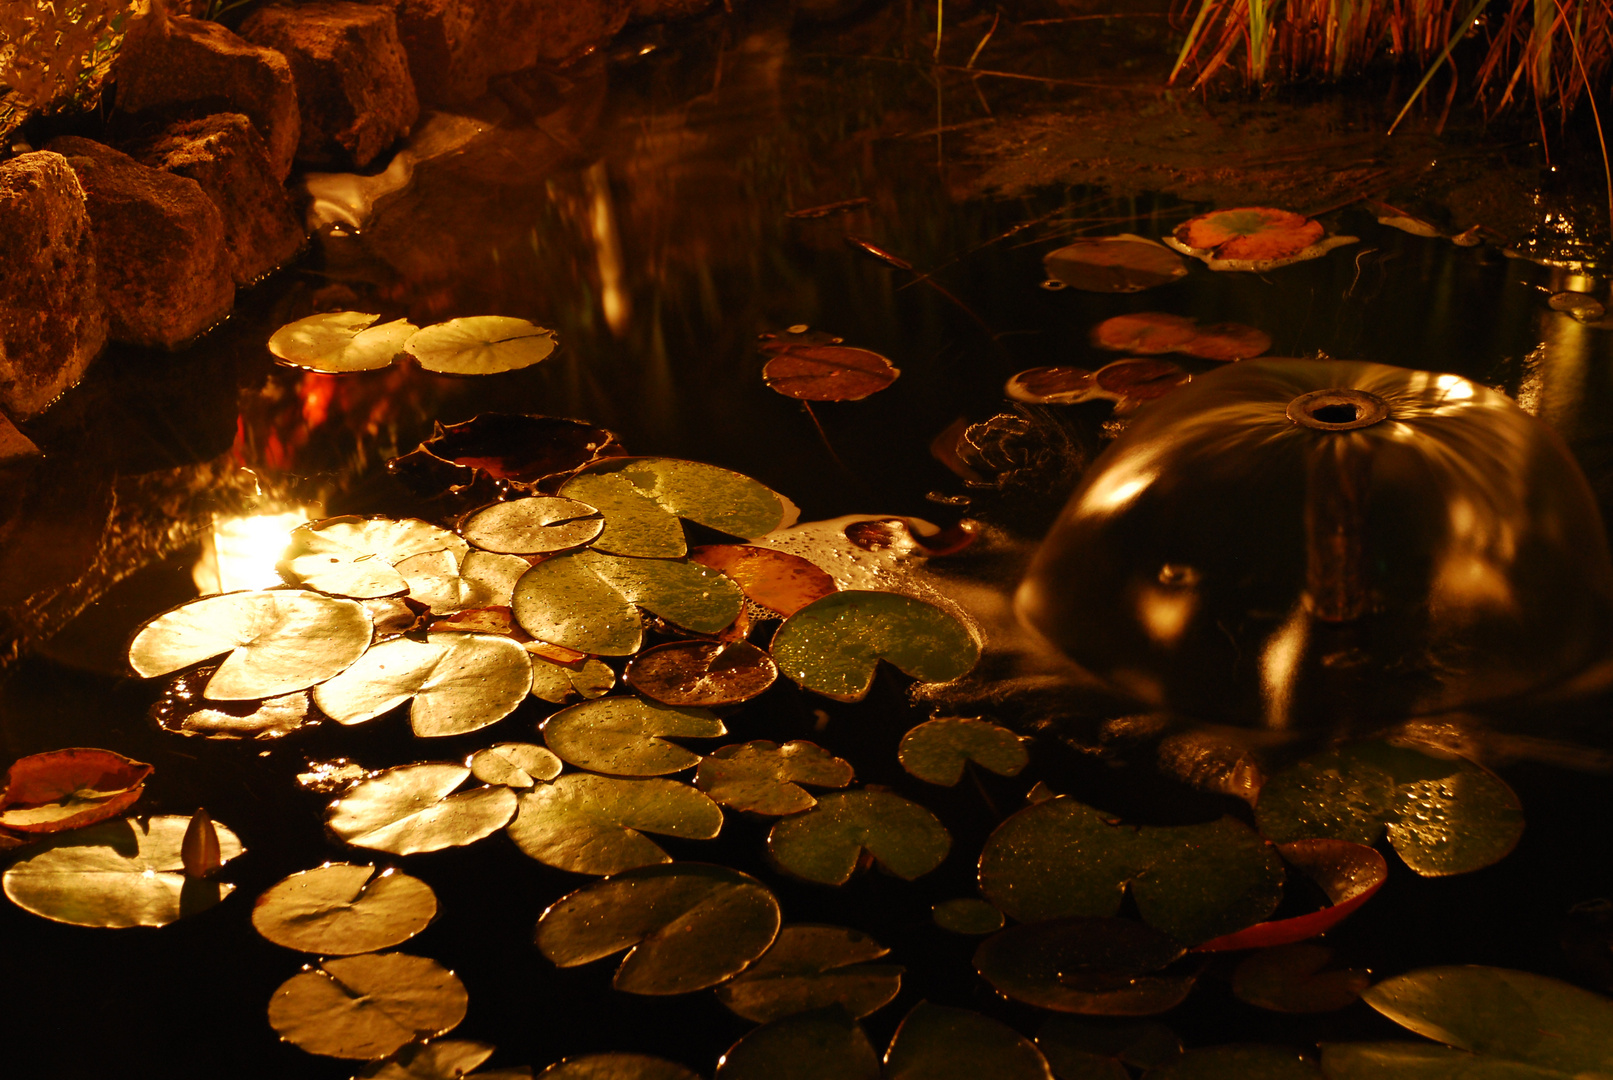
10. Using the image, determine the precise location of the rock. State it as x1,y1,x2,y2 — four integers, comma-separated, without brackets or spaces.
239,2,419,170
0,152,107,420
0,415,40,464
130,114,305,286
113,13,301,181
46,137,234,349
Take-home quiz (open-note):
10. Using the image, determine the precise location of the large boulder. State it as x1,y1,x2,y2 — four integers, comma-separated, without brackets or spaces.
0,152,107,419
113,14,301,181
240,2,419,170
130,114,305,286
46,137,234,349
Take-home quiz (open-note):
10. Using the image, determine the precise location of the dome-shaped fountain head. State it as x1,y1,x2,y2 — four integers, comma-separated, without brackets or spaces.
1015,358,1613,728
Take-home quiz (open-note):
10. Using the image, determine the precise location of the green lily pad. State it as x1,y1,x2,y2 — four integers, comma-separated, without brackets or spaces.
327,763,518,855
506,773,723,875
932,898,1005,935
128,589,372,700
312,632,533,738
511,550,743,656
623,641,779,707
694,740,854,816
884,1001,1055,1080
767,789,950,885
268,311,416,372
403,316,557,375
0,748,152,833
1255,741,1525,876
361,1040,499,1080
1148,1045,1322,1079
251,863,437,955
715,1006,881,1080
560,457,794,558
461,497,604,556
898,717,1028,786
267,951,467,1060
399,549,531,615
973,917,1194,1015
715,924,904,1022
279,517,467,599
3,814,244,927
469,743,563,789
978,796,1284,944
530,654,616,704
1036,1018,1181,1079
535,862,781,994
770,591,980,702
541,697,724,777
539,1053,700,1079
1233,944,1370,1014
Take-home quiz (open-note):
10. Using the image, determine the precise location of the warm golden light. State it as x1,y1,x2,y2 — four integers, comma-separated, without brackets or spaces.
193,507,322,595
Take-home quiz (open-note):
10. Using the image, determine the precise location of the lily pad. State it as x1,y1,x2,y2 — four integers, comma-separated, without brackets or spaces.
1043,235,1190,292
387,414,624,497
1149,1045,1322,1079
362,1041,500,1080
279,517,468,600
884,1001,1055,1080
560,457,794,557
767,789,950,885
1005,366,1098,406
689,545,837,616
399,549,531,615
460,497,604,556
530,654,616,704
535,862,781,994
327,763,518,855
403,316,557,375
3,814,244,927
1172,207,1324,261
762,345,901,401
973,917,1194,1015
1036,1018,1181,1078
898,717,1027,786
312,632,533,738
715,924,904,1022
695,740,854,816
715,1006,881,1080
506,773,723,875
152,669,312,739
268,311,416,372
1233,944,1370,1013
1011,360,1193,411
624,641,778,707
128,589,372,700
1551,291,1607,322
978,796,1284,944
770,591,979,702
267,951,467,1060
932,898,1004,935
1092,313,1271,361
251,863,437,954
1195,840,1387,952
1255,741,1525,876
0,748,152,833
539,1053,699,1079
541,697,724,776
469,743,563,788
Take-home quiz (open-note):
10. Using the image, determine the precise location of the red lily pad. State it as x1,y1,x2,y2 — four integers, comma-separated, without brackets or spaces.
1005,367,1096,405
624,640,779,707
1194,839,1387,952
1093,313,1271,361
1095,359,1192,404
763,345,900,402
689,544,837,617
0,748,153,834
1173,207,1324,261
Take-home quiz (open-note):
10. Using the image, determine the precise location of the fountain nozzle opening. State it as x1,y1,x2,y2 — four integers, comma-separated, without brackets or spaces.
1287,388,1390,431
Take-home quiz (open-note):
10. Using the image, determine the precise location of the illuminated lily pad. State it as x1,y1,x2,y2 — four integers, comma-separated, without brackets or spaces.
974,917,1193,1015
279,517,468,600
624,641,778,707
560,457,794,557
251,863,437,955
152,669,312,739
978,796,1284,943
399,549,531,615
689,544,837,616
2,814,244,927
535,862,781,994
0,748,152,833
715,924,903,1022
403,316,557,375
530,654,616,704
767,789,949,885
539,1053,700,1079
1255,741,1525,877
362,1040,499,1080
312,632,533,737
762,345,901,401
1196,840,1387,952
1551,291,1607,322
461,497,604,555
1043,235,1190,293
884,1002,1055,1080
541,697,724,777
1150,1045,1321,1079
716,1006,881,1080
898,717,1027,786
695,740,854,816
128,589,372,700
770,591,979,702
267,951,467,1060
506,773,723,875
1005,366,1096,406
327,763,518,855
1172,207,1324,261
932,898,1004,935
469,743,563,788
269,311,416,372
1232,944,1370,1013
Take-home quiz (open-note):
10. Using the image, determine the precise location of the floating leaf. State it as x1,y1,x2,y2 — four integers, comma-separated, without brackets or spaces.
978,796,1284,943
1551,291,1607,322
1148,1045,1321,1079
269,311,416,372
770,591,979,702
1233,944,1370,1013
715,924,903,1022
2,814,244,927
884,1001,1055,1080
469,743,563,788
403,316,557,375
767,789,949,885
1036,1018,1181,1079
715,1006,880,1080
267,952,467,1060
694,740,854,816
328,763,518,855
932,898,1004,935
128,589,372,700
506,773,722,875
974,917,1194,1015
1172,207,1324,261
152,669,312,739
279,517,467,600
251,864,437,954
898,717,1027,786
1092,313,1271,361
1011,360,1193,411
541,697,724,777
539,1053,699,1079
400,549,531,615
1195,840,1386,952
1005,366,1097,406
535,862,780,994
1366,200,1443,238
313,632,533,738
689,545,837,616
624,641,778,707
387,414,624,497
362,1040,498,1080
461,497,604,556
762,345,901,401
0,748,152,833
1043,234,1190,293
561,458,794,557
1255,741,1525,876
530,654,616,704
